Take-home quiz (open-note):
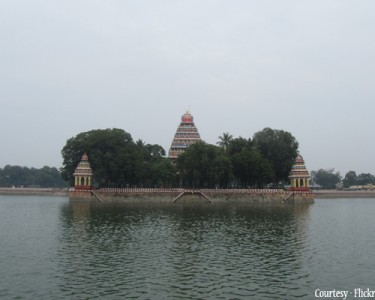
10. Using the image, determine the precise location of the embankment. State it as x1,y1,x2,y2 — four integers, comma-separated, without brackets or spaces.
2,188,374,200
70,188,314,204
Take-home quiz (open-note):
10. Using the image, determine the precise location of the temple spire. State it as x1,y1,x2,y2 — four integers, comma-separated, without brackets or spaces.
168,111,201,160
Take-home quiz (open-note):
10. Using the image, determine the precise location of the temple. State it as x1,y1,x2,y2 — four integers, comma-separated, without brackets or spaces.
289,154,310,191
69,112,314,204
168,111,201,160
73,153,93,190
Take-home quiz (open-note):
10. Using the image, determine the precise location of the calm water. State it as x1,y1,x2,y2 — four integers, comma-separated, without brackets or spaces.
1,196,375,299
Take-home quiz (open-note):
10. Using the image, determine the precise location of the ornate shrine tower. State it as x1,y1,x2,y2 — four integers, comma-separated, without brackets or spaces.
73,153,93,190
168,111,202,160
289,154,310,191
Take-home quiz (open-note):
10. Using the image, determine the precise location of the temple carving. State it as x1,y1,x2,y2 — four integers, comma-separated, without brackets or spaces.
168,111,201,160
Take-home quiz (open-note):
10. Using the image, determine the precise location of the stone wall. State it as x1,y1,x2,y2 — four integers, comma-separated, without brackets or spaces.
69,190,94,201
69,188,314,204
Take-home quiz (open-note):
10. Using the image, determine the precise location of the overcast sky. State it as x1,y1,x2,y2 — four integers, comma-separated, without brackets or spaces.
1,0,374,176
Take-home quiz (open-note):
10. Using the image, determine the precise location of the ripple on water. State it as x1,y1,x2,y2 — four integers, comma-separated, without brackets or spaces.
6,199,375,299
55,203,311,299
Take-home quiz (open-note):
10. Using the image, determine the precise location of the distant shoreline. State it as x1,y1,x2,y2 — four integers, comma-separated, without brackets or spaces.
313,190,375,198
0,188,69,196
1,188,375,199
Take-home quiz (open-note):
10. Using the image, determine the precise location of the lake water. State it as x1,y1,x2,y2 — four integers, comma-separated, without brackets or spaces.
1,196,375,299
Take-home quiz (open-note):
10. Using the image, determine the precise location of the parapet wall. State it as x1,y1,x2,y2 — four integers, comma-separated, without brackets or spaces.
69,188,314,204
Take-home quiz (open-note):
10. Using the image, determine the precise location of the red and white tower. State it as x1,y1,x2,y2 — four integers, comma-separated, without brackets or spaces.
168,111,201,160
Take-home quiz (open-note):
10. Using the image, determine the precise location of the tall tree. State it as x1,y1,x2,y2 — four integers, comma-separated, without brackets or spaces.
217,132,233,150
252,128,299,182
61,129,139,187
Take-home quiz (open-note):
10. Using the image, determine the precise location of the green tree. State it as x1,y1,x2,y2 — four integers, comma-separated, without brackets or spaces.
217,132,233,150
227,138,274,188
176,142,232,188
150,158,177,187
61,129,139,187
311,169,342,189
0,165,25,187
252,128,299,182
34,166,67,187
0,165,67,187
136,141,175,187
61,128,173,188
343,171,357,188
357,173,375,186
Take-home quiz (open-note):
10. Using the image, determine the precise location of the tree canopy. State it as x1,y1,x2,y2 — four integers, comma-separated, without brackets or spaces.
311,169,342,189
0,165,67,188
61,127,300,189
61,128,176,188
357,173,375,186
343,171,358,188
176,142,232,188
176,128,297,188
226,138,273,188
252,128,299,182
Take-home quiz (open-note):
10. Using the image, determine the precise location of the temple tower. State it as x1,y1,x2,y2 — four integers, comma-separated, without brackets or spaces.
73,153,93,190
168,111,201,160
289,154,310,191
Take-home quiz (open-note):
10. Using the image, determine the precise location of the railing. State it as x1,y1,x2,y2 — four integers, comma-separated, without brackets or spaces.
95,188,312,194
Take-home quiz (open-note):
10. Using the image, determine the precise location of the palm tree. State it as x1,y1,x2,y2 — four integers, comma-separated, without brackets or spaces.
217,132,233,150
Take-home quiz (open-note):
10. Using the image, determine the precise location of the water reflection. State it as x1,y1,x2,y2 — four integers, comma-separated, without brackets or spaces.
59,203,310,299
57,202,313,299
4,197,375,299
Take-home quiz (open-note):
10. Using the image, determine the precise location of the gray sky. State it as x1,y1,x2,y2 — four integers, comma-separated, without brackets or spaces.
1,0,374,176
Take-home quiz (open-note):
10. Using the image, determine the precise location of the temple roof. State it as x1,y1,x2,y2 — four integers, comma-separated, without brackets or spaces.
289,153,310,179
295,154,304,164
73,153,93,176
181,111,194,124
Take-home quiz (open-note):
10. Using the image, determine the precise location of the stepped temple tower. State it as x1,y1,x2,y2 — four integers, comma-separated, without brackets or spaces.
168,111,201,160
73,153,93,190
289,154,310,191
